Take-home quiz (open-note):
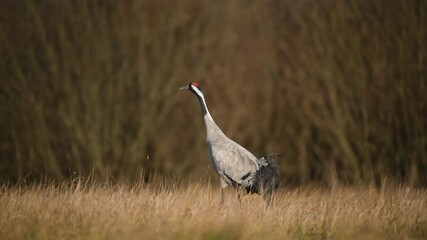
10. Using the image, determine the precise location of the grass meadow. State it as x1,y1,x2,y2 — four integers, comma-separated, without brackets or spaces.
1,179,426,240
0,1,426,239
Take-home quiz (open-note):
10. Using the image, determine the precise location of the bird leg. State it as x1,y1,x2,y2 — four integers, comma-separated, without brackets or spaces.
220,188,225,206
236,188,241,205
263,192,273,208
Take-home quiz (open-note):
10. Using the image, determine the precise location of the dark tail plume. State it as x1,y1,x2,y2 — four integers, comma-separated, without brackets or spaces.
247,154,281,206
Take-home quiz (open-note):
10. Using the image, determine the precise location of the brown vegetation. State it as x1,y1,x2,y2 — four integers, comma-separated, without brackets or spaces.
0,0,426,186
1,180,426,239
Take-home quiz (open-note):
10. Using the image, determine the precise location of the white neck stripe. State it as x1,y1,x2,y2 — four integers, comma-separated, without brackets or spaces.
191,85,203,98
190,85,212,120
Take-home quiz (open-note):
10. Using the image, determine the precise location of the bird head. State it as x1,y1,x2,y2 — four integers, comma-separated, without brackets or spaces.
179,81,203,96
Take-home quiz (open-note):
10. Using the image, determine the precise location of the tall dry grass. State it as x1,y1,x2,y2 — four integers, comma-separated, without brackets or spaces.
0,180,426,239
0,0,426,186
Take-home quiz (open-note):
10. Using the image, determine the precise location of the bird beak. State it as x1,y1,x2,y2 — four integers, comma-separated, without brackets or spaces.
179,86,189,90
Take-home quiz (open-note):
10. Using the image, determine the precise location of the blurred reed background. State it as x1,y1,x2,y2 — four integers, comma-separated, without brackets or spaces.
0,0,425,186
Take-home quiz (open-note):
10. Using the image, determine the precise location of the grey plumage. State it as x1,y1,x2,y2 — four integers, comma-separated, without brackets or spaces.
180,82,280,205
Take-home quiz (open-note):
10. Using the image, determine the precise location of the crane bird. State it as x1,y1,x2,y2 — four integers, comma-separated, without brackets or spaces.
180,81,280,206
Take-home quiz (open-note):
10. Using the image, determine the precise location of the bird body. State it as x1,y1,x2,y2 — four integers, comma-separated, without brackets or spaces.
181,82,280,205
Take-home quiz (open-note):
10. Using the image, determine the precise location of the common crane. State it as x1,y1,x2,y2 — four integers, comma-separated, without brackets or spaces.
180,81,280,206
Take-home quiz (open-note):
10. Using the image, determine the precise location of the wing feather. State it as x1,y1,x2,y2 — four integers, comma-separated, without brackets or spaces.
209,138,259,187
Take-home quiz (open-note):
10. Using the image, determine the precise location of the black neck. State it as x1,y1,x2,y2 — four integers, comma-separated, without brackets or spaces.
195,94,208,116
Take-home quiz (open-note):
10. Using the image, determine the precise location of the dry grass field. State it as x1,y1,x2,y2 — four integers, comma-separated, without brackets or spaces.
1,179,426,239
0,1,426,239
